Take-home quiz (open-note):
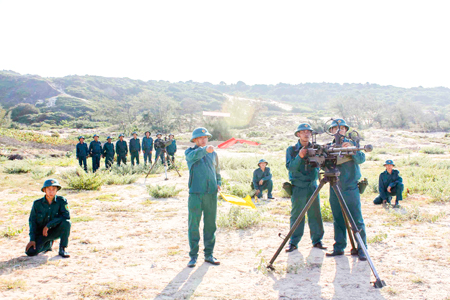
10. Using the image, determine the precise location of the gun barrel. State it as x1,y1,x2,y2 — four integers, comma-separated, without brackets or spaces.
328,144,373,153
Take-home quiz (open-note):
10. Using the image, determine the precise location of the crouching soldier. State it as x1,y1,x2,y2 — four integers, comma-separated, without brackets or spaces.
76,136,88,172
129,132,141,166
374,160,404,207
116,134,128,166
252,159,274,199
166,133,177,165
89,134,102,172
154,133,165,164
185,127,221,268
25,179,70,258
142,131,153,165
285,123,326,252
326,118,367,261
102,136,115,169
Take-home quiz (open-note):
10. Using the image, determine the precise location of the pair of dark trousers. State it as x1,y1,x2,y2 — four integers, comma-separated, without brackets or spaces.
26,220,71,256
373,183,404,204
143,150,152,164
92,154,101,172
117,154,127,166
105,156,114,169
78,156,87,172
131,152,139,166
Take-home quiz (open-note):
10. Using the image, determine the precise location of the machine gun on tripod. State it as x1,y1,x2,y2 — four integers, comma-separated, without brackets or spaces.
144,137,181,183
267,119,386,289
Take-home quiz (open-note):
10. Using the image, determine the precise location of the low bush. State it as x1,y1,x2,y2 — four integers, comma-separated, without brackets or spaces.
61,168,105,190
31,167,56,180
321,201,333,222
420,146,445,155
3,163,32,174
104,173,138,185
217,206,262,229
147,184,182,198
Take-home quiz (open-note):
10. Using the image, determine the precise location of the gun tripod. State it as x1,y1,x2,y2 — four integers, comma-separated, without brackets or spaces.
144,149,181,184
267,168,386,289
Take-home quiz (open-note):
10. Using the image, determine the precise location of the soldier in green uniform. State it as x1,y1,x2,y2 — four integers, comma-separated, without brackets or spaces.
166,133,177,165
102,136,115,169
142,131,153,165
129,132,141,166
285,123,326,252
373,160,404,207
252,159,274,199
325,118,367,261
185,127,222,268
154,133,165,164
89,134,102,172
116,134,128,166
76,136,88,172
25,179,70,258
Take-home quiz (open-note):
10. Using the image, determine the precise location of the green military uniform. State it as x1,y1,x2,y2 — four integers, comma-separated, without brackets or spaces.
374,160,404,205
76,136,88,172
142,132,153,165
116,134,128,166
185,128,221,263
26,180,71,257
102,137,115,169
129,133,141,166
327,120,367,256
154,134,165,164
89,135,102,172
286,124,324,248
252,159,273,199
166,134,177,165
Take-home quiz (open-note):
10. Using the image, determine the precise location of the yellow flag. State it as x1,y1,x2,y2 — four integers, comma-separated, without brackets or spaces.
219,193,256,209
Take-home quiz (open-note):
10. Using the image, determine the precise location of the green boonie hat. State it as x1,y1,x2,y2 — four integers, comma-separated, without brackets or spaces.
93,134,99,138
258,159,268,166
190,127,212,142
132,131,137,135
78,136,85,140
294,123,313,136
118,133,124,138
107,136,112,140
328,118,350,132
41,178,62,192
384,159,395,166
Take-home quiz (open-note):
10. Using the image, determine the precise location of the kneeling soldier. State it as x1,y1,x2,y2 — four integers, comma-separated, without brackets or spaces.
374,160,404,207
102,136,115,169
185,127,222,268
89,134,102,172
252,159,274,199
25,179,71,258
129,132,141,166
166,133,177,165
116,134,128,166
76,136,88,172
285,123,326,252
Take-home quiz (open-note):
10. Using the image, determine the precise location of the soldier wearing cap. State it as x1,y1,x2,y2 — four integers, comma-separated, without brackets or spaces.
252,159,274,199
129,132,141,166
326,118,368,261
142,131,153,165
373,160,404,207
285,123,326,253
89,134,102,172
116,134,128,166
102,136,115,169
154,133,165,164
76,136,88,172
185,127,222,268
166,133,177,165
25,179,71,258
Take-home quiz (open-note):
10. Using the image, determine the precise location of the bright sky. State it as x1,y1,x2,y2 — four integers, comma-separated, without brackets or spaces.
1,1,449,88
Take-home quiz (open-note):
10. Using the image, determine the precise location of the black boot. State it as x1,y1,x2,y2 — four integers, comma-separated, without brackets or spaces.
59,246,70,258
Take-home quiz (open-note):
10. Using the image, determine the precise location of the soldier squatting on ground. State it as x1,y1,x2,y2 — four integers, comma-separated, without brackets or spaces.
373,159,404,207
252,159,274,200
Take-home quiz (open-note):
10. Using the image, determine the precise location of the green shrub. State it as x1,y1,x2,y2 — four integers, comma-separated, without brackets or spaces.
31,167,56,180
321,201,333,222
368,232,387,244
420,147,445,154
217,206,262,229
61,168,105,190
104,173,138,185
390,206,445,223
2,225,24,238
224,183,252,198
147,184,182,198
3,163,32,174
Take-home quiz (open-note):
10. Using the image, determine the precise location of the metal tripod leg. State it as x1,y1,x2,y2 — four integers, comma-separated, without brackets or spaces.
331,184,386,288
267,178,327,270
166,154,182,177
339,200,358,256
144,156,159,184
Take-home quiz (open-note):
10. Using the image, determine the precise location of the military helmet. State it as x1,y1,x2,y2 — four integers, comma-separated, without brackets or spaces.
156,132,162,136
118,133,124,138
41,178,62,192
384,159,395,166
169,133,174,137
258,159,268,166
107,136,112,140
190,127,212,142
145,131,151,135
294,123,313,136
327,118,349,132
93,134,99,138
78,136,85,140
132,131,137,135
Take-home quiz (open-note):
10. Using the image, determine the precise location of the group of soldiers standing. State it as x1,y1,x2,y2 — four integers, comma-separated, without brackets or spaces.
76,131,177,172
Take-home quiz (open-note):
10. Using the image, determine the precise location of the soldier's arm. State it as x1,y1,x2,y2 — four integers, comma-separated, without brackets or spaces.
389,171,403,188
46,198,70,229
215,153,222,187
286,147,304,171
349,141,365,164
185,147,207,164
174,141,177,152
379,174,387,200
138,140,141,152
76,145,80,158
252,170,259,188
28,203,38,242
262,168,272,181
88,142,92,155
